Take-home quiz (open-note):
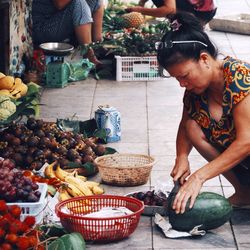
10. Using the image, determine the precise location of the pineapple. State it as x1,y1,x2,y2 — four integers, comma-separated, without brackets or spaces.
121,12,145,28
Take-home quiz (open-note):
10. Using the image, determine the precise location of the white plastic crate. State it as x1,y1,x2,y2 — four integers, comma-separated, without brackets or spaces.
115,55,165,81
7,183,48,224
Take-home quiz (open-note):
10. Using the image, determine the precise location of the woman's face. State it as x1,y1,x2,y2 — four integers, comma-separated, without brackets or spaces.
166,57,211,94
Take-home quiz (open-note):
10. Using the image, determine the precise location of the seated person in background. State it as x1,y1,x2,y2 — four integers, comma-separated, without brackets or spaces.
126,0,217,25
32,0,104,65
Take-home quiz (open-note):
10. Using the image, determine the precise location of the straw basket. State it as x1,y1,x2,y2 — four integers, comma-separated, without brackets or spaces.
94,153,156,186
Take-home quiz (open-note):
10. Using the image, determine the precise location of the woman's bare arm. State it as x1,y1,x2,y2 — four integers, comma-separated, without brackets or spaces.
52,0,72,10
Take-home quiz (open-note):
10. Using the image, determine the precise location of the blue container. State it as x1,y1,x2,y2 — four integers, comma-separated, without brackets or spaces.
95,105,121,143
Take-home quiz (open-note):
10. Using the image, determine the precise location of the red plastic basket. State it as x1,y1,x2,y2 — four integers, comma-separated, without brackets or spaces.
55,195,144,242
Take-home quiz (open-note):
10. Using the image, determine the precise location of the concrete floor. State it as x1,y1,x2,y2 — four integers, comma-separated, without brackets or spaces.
40,0,250,249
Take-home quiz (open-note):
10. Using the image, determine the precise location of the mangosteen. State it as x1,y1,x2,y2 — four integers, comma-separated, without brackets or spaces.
33,149,45,160
56,146,67,156
14,127,23,138
14,145,27,154
36,119,44,129
34,129,45,138
67,149,80,161
73,133,84,142
82,146,94,156
3,133,15,143
19,134,29,143
50,152,60,162
26,117,38,130
25,155,34,165
58,158,69,167
38,137,51,149
49,138,59,150
68,138,76,148
12,152,24,165
10,137,21,146
27,136,40,147
94,145,106,156
82,155,94,163
43,148,52,158
27,147,37,155
84,138,96,148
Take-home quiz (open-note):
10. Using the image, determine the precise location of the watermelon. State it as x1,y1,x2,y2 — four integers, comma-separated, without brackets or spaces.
168,192,233,231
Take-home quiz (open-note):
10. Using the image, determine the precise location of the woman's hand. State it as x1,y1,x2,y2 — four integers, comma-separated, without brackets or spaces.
125,6,143,13
172,173,203,214
171,156,191,185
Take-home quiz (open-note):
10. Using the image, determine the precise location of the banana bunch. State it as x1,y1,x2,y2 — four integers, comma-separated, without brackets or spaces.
44,162,104,201
0,72,28,99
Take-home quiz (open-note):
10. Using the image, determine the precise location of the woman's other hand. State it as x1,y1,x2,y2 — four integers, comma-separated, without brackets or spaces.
171,156,191,185
172,173,203,214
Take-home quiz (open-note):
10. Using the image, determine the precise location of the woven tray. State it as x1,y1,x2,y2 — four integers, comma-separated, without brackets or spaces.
94,153,156,186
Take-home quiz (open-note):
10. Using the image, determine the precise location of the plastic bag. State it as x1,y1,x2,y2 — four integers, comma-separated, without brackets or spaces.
66,59,94,82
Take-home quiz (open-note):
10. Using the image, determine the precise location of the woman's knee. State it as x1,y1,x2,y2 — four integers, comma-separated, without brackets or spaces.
185,119,206,143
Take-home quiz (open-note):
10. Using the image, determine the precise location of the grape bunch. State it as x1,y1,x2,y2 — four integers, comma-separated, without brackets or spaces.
0,158,41,203
131,190,168,207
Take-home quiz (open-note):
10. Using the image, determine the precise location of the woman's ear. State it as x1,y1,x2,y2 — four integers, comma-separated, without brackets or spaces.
199,52,210,68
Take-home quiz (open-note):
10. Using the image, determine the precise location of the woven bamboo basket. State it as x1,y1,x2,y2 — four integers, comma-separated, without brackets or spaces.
94,153,156,186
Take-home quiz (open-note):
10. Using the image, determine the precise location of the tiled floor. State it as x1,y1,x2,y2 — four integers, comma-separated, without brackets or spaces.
40,1,250,249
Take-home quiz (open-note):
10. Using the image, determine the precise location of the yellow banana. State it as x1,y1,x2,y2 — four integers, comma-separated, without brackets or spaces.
74,172,87,182
66,183,83,197
55,165,76,181
65,176,93,196
59,188,72,201
92,185,105,195
44,162,57,179
84,181,100,190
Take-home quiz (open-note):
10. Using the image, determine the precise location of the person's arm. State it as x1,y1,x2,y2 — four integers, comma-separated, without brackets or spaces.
126,0,176,17
171,107,193,184
52,0,72,10
173,94,250,214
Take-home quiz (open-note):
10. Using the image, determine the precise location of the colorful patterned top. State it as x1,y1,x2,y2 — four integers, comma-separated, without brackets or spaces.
183,57,250,151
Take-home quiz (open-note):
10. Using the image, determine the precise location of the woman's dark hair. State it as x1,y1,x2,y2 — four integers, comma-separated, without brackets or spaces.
157,12,218,69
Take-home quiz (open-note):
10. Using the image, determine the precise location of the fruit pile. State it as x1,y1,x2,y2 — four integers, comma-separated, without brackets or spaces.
44,162,104,201
0,117,106,171
131,190,168,207
0,200,43,249
0,73,28,100
0,158,41,203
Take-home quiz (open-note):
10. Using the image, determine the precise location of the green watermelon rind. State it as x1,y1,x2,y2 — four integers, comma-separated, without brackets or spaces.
169,192,233,232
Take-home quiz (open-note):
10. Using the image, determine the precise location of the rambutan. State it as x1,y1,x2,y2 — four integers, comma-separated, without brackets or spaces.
16,236,30,250
5,233,18,244
8,205,22,219
23,216,36,228
0,228,6,239
0,200,8,215
0,242,12,250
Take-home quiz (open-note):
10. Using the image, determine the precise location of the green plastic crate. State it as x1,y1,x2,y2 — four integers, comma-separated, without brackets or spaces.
46,62,70,88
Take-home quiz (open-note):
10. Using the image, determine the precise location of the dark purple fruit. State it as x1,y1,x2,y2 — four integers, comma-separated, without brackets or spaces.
38,137,51,149
11,137,21,146
67,149,80,161
27,136,40,147
94,145,106,156
26,117,38,130
34,129,45,138
56,146,67,156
